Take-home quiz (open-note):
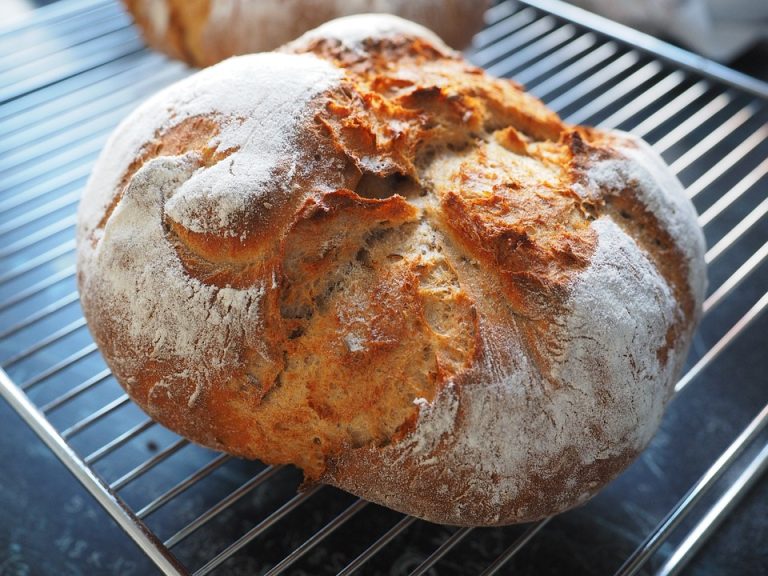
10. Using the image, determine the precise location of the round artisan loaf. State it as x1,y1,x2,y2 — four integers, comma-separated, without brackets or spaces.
77,15,707,526
122,0,488,67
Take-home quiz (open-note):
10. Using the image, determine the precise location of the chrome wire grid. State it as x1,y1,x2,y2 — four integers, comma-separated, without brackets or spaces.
1,0,767,574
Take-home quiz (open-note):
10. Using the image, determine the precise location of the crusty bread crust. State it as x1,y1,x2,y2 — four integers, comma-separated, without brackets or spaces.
121,0,488,67
77,15,706,526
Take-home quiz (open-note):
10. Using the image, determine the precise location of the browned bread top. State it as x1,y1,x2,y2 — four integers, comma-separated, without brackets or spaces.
122,0,488,66
77,15,706,526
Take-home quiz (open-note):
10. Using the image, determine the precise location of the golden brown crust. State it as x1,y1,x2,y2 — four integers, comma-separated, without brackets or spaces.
78,17,705,525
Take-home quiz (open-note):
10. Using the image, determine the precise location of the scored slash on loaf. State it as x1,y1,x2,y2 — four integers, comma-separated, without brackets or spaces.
77,14,706,526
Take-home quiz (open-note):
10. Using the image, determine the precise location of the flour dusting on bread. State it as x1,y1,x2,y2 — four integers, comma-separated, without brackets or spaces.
81,53,341,241
164,55,342,236
292,13,451,53
573,132,707,307
86,154,265,409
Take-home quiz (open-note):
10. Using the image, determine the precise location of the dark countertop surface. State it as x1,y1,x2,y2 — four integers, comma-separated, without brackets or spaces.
0,396,159,576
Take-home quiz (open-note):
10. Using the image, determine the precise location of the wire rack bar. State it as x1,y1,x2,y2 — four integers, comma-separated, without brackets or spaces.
478,518,552,576
0,216,76,260
473,7,537,48
592,70,687,130
2,135,103,192
194,486,325,576
3,12,129,74
0,291,79,340
0,6,130,68
0,367,187,576
41,368,112,413
0,52,167,123
262,498,369,576
520,0,768,99
655,442,768,576
2,135,107,193
20,343,98,391
676,292,768,394
0,189,79,233
528,36,616,93
615,403,768,576
482,0,518,26
600,80,728,164
2,319,87,369
484,24,578,78
705,197,768,265
652,92,733,155
60,393,130,439
2,104,136,171
685,128,768,199
697,157,768,226
336,515,418,576
0,0,109,36
110,438,190,491
137,454,234,519
513,32,602,87
630,80,711,138
3,65,185,152
0,266,75,313
409,527,474,576
0,28,140,93
473,16,558,69
703,241,768,314
0,36,145,104
565,61,665,125
669,104,760,175
84,418,155,465
528,37,619,96
164,465,284,548
537,48,637,104
548,49,643,108
0,162,88,213
0,57,175,140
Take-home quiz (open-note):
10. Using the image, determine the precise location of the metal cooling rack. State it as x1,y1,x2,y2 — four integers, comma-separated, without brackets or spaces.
1,0,767,574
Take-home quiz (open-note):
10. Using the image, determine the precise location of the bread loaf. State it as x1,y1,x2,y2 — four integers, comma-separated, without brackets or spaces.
122,0,488,67
77,15,706,526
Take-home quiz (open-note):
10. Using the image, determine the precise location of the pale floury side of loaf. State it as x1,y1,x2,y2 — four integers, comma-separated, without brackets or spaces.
78,15,706,526
321,130,706,525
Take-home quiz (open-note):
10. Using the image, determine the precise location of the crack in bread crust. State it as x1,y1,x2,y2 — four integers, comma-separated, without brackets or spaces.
91,116,226,241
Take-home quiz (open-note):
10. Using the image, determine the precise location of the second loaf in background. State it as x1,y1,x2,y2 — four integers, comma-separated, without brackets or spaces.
121,0,488,66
